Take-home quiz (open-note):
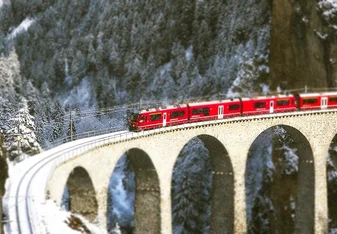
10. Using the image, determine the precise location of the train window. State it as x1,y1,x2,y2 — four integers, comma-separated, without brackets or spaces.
329,97,337,102
150,113,161,121
170,110,185,118
303,98,317,104
130,113,139,121
192,107,210,116
229,104,240,110
254,102,266,108
139,116,146,123
276,99,290,106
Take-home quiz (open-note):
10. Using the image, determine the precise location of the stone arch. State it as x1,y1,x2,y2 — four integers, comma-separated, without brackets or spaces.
245,125,314,234
66,166,98,222
125,148,161,233
171,134,234,233
198,134,234,233
327,134,337,231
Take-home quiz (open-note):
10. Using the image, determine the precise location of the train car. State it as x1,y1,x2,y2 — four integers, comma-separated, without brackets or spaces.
222,99,242,117
241,95,298,115
241,96,274,115
188,98,242,122
188,101,219,122
298,93,322,111
128,105,189,131
321,92,337,109
273,95,297,113
166,105,189,126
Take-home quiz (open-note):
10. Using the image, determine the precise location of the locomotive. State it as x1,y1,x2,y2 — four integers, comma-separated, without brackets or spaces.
128,92,337,131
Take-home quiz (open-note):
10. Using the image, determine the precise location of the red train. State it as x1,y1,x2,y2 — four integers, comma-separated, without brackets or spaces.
128,92,337,131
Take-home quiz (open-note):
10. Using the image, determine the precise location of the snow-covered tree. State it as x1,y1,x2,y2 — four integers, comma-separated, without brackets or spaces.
268,127,298,233
246,127,300,234
51,100,65,141
248,145,274,234
6,98,41,161
107,154,135,233
172,137,212,234
25,79,38,115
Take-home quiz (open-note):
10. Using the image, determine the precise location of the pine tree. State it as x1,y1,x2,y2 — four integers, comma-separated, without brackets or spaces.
187,62,202,98
70,55,80,85
249,145,274,234
0,33,5,56
25,80,38,115
196,20,211,59
178,0,195,46
51,52,66,89
6,99,41,160
173,55,187,82
96,41,105,70
107,154,135,233
87,41,97,72
172,137,212,234
0,4,14,33
45,59,56,85
208,0,220,39
108,44,120,76
40,81,51,99
51,100,65,141
269,127,298,234
125,52,143,95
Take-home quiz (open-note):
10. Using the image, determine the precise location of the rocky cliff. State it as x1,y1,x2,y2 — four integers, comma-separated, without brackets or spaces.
270,0,337,90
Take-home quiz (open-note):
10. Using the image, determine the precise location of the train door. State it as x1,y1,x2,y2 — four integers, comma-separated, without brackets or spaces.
218,106,224,119
270,101,274,113
163,112,167,127
321,97,328,109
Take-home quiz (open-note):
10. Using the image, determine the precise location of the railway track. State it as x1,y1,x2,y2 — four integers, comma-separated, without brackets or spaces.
6,130,129,234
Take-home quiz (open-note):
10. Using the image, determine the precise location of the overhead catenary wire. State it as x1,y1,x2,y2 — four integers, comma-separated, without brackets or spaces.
34,87,337,129
32,86,337,147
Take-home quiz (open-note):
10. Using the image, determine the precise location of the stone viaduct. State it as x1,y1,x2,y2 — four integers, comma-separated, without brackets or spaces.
47,110,337,233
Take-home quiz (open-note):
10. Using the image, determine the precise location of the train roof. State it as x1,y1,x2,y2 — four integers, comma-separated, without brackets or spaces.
299,92,337,97
299,93,321,97
319,91,337,96
188,98,241,107
136,92,337,114
139,104,188,113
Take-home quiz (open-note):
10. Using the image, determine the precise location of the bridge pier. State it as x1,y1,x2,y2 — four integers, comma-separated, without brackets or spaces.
158,178,172,234
96,187,108,230
311,139,329,234
225,141,249,234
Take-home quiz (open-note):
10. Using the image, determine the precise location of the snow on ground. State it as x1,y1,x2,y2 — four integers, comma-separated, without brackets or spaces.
37,200,105,234
8,18,35,39
185,46,193,61
63,77,93,108
3,131,129,234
